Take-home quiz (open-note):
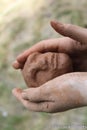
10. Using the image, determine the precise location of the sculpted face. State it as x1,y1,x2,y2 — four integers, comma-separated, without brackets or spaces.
22,52,73,88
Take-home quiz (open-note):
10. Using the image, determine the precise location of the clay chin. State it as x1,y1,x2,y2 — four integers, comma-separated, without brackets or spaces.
22,52,73,88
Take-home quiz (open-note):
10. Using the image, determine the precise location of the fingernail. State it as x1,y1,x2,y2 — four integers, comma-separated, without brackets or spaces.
16,88,22,93
52,20,63,25
51,20,65,33
12,88,22,95
51,20,64,30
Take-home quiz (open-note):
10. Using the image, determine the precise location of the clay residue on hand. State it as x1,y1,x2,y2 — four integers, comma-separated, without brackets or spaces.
50,84,85,112
22,52,73,88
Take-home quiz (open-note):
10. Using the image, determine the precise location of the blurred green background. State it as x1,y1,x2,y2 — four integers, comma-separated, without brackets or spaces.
0,0,87,130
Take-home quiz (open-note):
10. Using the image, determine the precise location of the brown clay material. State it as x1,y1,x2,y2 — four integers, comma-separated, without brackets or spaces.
22,52,73,88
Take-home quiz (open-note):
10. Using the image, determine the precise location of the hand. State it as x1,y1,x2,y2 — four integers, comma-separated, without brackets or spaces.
12,72,87,113
12,21,87,72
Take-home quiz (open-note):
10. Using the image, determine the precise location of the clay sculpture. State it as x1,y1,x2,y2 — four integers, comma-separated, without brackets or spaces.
22,52,73,88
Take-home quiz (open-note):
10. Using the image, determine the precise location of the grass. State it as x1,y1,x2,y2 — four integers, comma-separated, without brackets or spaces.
0,115,27,130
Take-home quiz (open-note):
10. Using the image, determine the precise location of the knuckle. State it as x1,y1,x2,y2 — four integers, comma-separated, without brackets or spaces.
41,102,49,112
39,40,48,51
41,102,54,113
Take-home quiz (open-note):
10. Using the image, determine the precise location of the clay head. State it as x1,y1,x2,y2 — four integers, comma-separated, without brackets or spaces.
22,52,73,88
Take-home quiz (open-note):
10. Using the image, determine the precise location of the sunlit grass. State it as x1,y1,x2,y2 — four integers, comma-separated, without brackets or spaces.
0,0,44,22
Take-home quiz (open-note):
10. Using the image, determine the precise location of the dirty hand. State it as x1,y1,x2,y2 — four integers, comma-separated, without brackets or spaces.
13,21,87,72
12,72,87,113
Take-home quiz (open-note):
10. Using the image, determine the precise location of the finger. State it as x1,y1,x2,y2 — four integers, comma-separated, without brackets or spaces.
15,37,75,66
12,61,24,69
13,42,45,69
16,42,45,63
51,20,87,44
21,86,51,102
12,88,26,102
12,88,54,112
12,88,41,111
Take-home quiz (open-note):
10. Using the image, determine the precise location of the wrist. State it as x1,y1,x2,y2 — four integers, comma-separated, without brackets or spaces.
68,72,87,106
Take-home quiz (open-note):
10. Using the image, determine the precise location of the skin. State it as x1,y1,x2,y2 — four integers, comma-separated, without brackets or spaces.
12,72,87,113
12,21,87,113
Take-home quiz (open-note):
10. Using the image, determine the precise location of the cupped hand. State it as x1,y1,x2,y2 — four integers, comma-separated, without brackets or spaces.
12,21,87,72
12,72,87,113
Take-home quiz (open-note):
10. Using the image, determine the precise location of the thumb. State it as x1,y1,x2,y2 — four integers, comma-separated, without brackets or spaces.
51,20,87,45
21,86,49,102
